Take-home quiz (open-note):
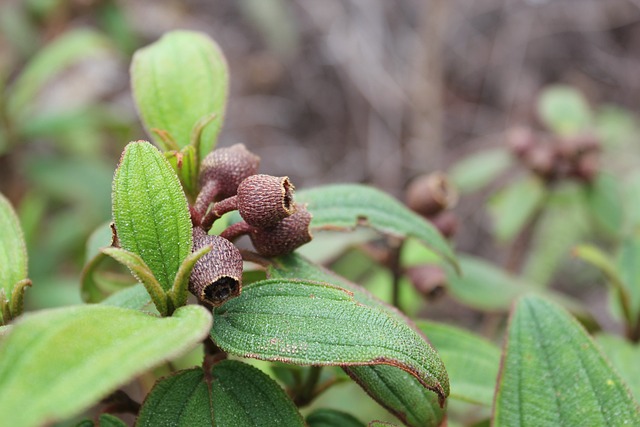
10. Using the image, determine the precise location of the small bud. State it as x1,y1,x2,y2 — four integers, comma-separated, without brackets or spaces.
406,265,447,301
572,151,599,183
199,144,260,199
525,143,556,179
430,210,458,239
406,172,458,218
250,206,313,257
506,127,536,159
237,174,296,229
189,228,243,307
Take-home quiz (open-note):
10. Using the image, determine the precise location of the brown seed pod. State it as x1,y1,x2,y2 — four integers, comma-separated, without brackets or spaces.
430,210,458,240
405,172,458,218
506,126,536,159
189,228,243,307
250,205,313,257
524,143,557,180
237,174,296,229
199,143,261,199
405,265,447,301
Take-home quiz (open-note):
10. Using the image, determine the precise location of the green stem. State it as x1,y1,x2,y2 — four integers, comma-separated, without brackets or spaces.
294,366,322,407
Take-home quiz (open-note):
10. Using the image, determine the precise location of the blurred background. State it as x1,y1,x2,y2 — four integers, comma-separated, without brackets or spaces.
3,0,640,423
1,0,640,339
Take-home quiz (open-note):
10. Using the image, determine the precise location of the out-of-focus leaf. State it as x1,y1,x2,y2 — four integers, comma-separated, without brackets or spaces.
100,283,153,312
488,177,546,242
131,30,228,157
595,106,638,149
493,296,640,426
238,0,299,58
617,237,640,320
7,29,112,119
449,148,512,193
417,320,500,406
297,184,457,271
584,173,623,239
25,154,113,216
522,183,589,286
0,305,212,427
345,365,444,427
137,361,304,427
306,408,365,427
624,171,640,229
447,255,532,311
0,4,38,59
112,141,192,290
212,278,450,404
447,255,592,323
573,244,633,325
596,333,640,403
537,85,592,136
0,193,29,308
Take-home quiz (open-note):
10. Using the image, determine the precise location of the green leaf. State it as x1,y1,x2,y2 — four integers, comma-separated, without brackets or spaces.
102,247,168,315
307,409,365,427
584,173,623,238
0,192,29,318
488,177,546,242
537,85,592,136
417,320,500,406
449,148,512,193
267,253,406,323
368,422,398,427
573,244,633,325
297,184,457,271
168,243,212,309
131,30,228,157
165,145,199,200
100,283,153,312
345,365,444,427
596,333,640,403
211,278,449,403
0,305,212,427
7,29,112,120
112,141,192,291
447,255,533,311
99,414,127,427
493,296,640,426
137,361,304,427
617,237,640,320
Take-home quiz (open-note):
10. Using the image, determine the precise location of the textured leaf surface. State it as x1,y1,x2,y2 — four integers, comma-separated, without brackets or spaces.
131,30,228,156
0,193,28,303
493,296,640,426
112,141,192,290
0,305,212,427
267,253,405,323
345,365,444,427
297,184,457,269
212,278,449,402
417,320,500,405
137,361,303,427
307,409,365,427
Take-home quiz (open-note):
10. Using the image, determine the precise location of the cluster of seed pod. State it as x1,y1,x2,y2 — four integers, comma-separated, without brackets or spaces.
188,144,312,307
405,172,458,239
506,127,601,183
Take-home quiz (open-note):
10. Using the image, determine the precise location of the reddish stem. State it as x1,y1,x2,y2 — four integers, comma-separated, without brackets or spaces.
220,221,253,242
202,195,239,230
